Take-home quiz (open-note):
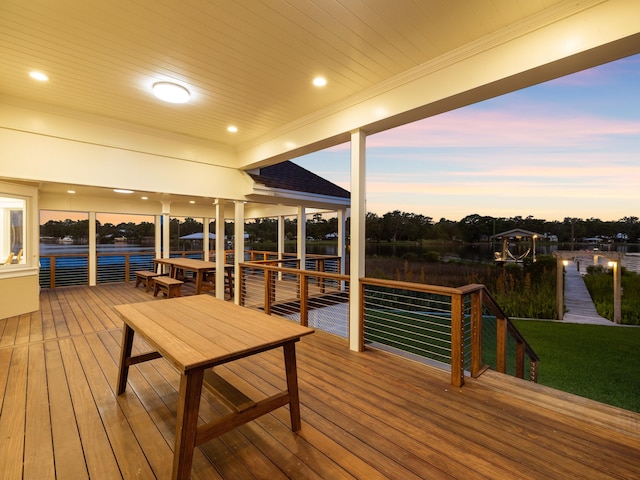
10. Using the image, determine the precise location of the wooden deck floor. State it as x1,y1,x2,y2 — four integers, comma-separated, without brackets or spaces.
1,283,639,479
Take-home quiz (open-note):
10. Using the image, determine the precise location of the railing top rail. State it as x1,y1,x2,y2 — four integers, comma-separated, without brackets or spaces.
244,258,299,265
361,277,469,296
239,262,349,281
246,250,340,260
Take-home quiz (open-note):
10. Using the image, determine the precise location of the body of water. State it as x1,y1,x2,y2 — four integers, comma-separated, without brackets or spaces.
305,242,640,262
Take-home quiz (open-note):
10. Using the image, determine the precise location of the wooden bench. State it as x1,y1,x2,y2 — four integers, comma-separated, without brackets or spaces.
134,270,162,292
204,267,234,297
153,276,183,298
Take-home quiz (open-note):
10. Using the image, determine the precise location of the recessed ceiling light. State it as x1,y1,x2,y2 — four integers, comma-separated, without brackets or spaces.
30,71,49,82
312,76,327,87
227,125,238,133
152,82,190,103
189,200,195,204
141,196,148,200
113,189,134,194
67,189,76,194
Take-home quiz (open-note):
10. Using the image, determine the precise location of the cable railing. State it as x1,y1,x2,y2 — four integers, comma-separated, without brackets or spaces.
39,249,538,387
39,250,236,288
239,259,350,338
360,279,539,386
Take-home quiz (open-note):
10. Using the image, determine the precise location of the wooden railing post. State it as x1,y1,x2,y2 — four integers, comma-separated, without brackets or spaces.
124,253,130,283
530,361,539,382
50,256,56,289
451,293,464,387
300,273,308,327
319,259,326,293
470,289,483,378
264,267,272,315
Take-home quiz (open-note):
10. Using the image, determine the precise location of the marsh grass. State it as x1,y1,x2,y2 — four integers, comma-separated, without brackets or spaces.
366,255,558,319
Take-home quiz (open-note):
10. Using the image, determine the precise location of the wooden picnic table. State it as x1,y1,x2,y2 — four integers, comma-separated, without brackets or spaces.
154,257,233,295
114,295,314,480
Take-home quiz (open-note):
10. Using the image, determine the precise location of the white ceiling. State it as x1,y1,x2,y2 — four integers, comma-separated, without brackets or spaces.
0,0,563,148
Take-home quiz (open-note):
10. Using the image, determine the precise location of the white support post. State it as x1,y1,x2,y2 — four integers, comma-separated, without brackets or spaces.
338,208,346,276
203,216,211,261
297,206,306,270
233,201,245,304
215,201,226,299
154,214,162,263
349,129,366,352
88,211,97,286
161,202,171,260
278,215,285,280
278,215,285,261
338,208,347,291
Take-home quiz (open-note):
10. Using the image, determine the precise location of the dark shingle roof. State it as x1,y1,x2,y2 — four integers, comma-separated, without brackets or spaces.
249,161,350,199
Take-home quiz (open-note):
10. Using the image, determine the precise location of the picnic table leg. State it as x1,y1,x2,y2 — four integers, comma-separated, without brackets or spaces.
195,271,203,295
117,324,135,395
283,342,302,431
172,369,204,480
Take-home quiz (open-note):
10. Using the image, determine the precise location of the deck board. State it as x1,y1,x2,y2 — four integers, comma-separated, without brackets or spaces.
0,283,639,479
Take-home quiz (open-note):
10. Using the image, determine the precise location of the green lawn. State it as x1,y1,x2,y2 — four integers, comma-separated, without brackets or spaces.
513,320,640,413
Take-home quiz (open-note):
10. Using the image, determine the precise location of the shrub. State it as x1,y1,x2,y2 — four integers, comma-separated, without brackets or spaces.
423,251,440,263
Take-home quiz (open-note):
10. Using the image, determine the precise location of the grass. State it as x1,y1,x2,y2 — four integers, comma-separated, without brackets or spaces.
513,319,640,413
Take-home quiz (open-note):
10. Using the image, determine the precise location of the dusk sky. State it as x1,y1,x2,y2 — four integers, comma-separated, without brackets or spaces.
294,53,640,223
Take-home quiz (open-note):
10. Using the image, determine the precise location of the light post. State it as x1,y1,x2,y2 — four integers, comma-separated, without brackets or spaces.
608,260,622,324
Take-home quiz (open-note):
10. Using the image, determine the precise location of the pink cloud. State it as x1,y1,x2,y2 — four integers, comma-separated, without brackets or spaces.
368,109,640,149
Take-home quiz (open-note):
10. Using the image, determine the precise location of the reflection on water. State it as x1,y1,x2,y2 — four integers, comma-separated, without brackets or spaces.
40,242,639,261
40,244,154,254
305,242,639,262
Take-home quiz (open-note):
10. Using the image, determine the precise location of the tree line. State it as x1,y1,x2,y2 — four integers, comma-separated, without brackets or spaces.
40,211,640,245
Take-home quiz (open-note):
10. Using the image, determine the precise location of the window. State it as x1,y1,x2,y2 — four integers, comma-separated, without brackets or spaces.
1,195,26,266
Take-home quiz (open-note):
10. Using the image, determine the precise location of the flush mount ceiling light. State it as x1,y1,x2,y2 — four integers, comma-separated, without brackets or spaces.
227,125,238,133
30,71,49,82
152,82,190,103
312,76,327,87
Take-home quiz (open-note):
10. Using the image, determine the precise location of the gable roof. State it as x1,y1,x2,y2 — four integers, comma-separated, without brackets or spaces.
492,228,542,239
249,161,350,199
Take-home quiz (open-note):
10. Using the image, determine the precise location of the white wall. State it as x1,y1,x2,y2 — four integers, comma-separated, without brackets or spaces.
0,181,39,318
